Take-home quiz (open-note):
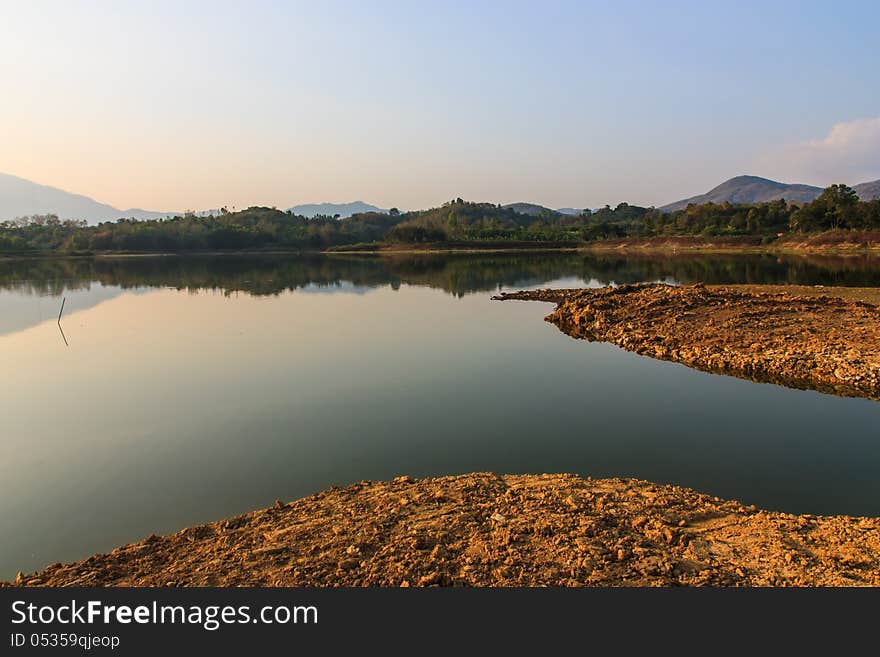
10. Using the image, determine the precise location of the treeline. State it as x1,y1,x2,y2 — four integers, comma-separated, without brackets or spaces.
2,184,880,253
386,186,880,243
375,199,656,242
640,185,880,238
0,207,403,253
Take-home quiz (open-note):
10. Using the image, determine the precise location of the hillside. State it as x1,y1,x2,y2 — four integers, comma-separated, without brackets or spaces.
385,200,590,243
660,176,823,212
502,203,590,217
0,175,390,223
661,175,880,212
0,173,174,223
501,202,561,217
288,201,385,218
854,180,880,201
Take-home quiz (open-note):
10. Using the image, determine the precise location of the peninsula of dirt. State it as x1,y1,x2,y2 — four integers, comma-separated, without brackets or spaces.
494,283,880,400
4,473,879,587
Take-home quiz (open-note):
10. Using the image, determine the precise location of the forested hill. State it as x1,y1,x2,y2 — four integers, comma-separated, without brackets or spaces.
660,175,880,212
659,176,823,212
2,185,880,254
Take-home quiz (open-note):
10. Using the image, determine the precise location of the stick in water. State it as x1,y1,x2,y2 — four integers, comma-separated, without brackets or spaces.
57,296,68,346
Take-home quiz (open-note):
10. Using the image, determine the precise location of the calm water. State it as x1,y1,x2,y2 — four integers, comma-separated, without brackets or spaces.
3,252,880,578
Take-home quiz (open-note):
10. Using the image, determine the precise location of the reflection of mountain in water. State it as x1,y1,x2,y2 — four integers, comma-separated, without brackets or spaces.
4,252,880,303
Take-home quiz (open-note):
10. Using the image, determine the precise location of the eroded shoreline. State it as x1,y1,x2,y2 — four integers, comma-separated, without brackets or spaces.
494,283,880,400
4,473,878,587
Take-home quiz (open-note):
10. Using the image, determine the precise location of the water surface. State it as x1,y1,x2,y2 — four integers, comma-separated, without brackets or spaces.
2,252,880,578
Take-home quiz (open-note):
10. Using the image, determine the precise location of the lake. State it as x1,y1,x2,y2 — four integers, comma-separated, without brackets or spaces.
3,251,880,579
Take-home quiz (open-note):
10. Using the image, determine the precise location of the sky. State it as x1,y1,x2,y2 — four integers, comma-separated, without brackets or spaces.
1,0,879,212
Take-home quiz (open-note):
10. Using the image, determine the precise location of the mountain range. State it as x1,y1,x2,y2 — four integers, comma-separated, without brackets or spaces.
502,203,583,216
3,171,880,224
0,173,390,223
286,201,384,218
0,173,175,223
853,179,880,202
660,175,880,212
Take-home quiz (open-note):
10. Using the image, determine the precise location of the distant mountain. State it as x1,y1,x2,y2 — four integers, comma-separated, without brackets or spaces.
854,180,880,201
659,176,824,212
0,173,174,223
287,201,385,218
501,202,561,217
556,207,585,216
660,175,880,212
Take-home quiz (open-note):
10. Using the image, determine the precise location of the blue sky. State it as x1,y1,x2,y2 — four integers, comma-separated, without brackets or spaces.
1,0,878,210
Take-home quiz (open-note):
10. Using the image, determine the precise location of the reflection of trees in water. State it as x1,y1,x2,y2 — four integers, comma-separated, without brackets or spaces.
0,278,95,297
3,252,880,297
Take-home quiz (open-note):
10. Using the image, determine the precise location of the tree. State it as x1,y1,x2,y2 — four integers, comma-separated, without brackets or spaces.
790,184,860,232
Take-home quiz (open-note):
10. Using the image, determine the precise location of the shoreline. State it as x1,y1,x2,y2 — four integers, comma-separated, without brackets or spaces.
4,473,878,587
714,284,880,306
5,238,880,260
495,283,880,401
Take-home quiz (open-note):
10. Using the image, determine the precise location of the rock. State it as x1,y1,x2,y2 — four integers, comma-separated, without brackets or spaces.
417,572,442,586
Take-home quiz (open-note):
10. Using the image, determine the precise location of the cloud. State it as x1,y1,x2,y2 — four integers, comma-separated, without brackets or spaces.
757,117,880,185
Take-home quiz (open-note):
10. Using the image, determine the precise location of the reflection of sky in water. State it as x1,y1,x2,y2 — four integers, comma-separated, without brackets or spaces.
296,281,374,295
0,285,119,337
0,285,151,337
506,276,679,291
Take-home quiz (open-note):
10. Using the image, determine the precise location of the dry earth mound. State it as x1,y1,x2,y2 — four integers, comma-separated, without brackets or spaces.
5,473,879,587
495,284,880,399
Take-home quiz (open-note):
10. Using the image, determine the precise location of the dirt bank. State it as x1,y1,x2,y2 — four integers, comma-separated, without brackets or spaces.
777,230,880,251
4,473,879,587
495,284,880,400
713,285,880,306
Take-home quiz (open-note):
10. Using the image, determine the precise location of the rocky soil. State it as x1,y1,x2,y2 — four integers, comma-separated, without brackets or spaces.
4,473,878,587
495,283,880,399
717,285,880,306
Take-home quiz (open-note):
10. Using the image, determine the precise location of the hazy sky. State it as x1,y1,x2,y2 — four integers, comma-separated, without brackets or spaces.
1,0,878,211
